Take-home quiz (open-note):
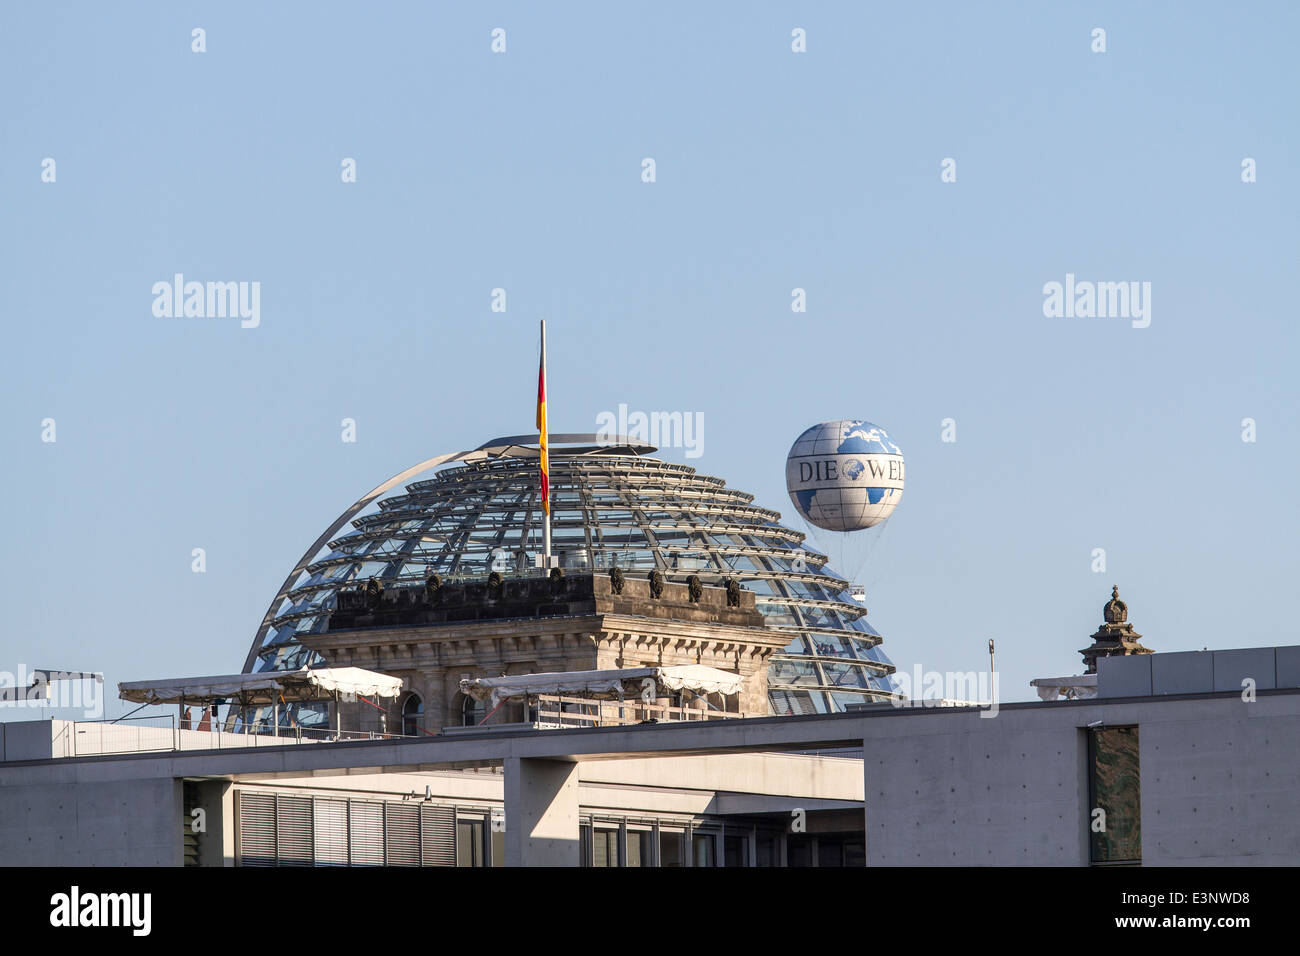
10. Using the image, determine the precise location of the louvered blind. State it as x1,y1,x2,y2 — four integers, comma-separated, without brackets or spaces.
313,798,349,866
384,803,420,867
348,800,385,866
238,792,276,867
237,789,459,867
275,795,313,866
420,804,456,867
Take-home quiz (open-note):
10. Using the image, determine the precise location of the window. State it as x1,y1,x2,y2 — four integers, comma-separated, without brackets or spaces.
844,838,865,867
787,835,813,867
817,838,844,868
724,833,748,867
461,694,486,727
593,829,619,867
659,829,686,868
692,832,716,867
457,817,486,867
401,694,423,737
1088,725,1141,864
626,830,653,867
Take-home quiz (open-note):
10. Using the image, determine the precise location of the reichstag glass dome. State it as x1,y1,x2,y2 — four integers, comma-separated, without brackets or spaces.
242,435,901,723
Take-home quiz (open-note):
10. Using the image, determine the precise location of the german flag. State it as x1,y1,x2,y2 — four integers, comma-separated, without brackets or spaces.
536,348,549,514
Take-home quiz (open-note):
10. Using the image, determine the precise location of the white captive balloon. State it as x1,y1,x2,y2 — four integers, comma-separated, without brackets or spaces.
785,420,904,533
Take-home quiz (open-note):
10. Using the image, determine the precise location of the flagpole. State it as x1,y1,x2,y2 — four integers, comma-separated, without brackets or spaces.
540,319,552,565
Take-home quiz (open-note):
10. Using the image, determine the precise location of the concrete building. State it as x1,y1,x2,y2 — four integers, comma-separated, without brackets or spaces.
2,645,1298,867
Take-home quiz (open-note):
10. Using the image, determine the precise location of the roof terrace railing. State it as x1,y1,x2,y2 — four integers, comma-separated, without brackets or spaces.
53,716,413,758
533,694,752,729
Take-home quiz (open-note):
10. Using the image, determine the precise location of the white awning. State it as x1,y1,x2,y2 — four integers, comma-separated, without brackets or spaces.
1029,674,1098,702
459,665,744,705
293,667,405,698
118,667,404,706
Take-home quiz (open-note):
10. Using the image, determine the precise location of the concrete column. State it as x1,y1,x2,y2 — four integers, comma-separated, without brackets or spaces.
862,738,869,865
503,757,580,866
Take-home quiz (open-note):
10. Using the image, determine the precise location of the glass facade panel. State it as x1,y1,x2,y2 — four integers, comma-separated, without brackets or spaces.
821,662,869,689
659,829,685,868
769,659,821,686
1088,726,1141,864
692,832,715,868
592,829,618,868
770,689,829,716
787,836,813,867
806,633,854,659
457,818,485,867
626,830,652,867
724,834,747,867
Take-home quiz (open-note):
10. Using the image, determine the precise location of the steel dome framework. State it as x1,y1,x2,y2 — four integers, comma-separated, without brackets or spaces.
243,435,901,722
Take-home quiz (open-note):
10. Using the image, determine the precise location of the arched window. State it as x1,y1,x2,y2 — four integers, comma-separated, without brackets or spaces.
461,694,486,727
401,693,424,737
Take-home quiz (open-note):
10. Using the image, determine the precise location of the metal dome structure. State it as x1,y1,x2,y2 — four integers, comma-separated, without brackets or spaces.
241,434,901,725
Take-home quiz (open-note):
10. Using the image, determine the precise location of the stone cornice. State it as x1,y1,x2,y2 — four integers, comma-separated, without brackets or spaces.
299,612,787,672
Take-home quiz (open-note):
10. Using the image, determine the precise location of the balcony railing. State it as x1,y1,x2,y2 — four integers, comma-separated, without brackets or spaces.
533,694,751,729
52,716,411,758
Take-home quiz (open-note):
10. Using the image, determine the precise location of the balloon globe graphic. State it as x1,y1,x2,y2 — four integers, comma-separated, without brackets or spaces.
785,420,904,533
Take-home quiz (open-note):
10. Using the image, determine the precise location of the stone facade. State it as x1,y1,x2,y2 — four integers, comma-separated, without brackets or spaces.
301,571,786,733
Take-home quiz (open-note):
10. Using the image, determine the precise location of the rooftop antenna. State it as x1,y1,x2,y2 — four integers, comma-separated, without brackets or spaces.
988,638,996,704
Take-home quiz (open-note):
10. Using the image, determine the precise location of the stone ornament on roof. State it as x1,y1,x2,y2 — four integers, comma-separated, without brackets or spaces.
1080,584,1151,674
1104,585,1128,624
365,576,384,609
687,574,703,603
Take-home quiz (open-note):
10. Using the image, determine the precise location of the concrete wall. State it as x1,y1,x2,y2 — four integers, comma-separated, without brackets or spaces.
863,693,1300,866
0,775,181,866
2,689,1297,867
1140,707,1300,864
0,719,69,761
863,709,1087,865
0,718,353,762
1100,646,1300,698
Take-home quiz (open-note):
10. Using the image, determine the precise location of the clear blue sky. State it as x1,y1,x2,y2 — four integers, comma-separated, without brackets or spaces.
3,2,1297,720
